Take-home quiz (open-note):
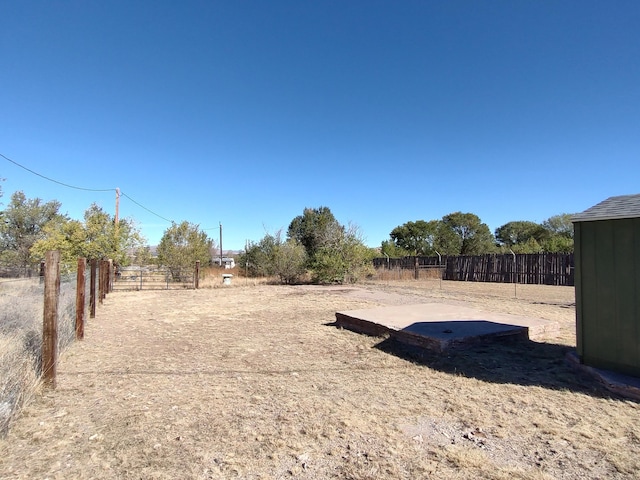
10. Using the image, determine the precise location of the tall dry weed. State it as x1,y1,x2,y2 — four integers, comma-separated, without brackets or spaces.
198,266,279,288
0,333,40,437
372,266,444,282
0,278,77,436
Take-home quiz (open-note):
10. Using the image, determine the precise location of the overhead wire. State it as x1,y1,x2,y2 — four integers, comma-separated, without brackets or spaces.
1,153,113,192
1,153,174,224
119,191,173,223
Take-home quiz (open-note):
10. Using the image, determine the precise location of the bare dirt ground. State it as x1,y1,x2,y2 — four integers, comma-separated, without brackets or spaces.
1,279,639,479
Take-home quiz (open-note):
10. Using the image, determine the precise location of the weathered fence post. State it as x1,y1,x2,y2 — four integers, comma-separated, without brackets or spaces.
510,249,517,299
76,258,86,340
195,261,200,289
98,260,104,304
414,257,419,280
99,259,109,303
108,259,114,293
90,259,97,319
42,250,61,388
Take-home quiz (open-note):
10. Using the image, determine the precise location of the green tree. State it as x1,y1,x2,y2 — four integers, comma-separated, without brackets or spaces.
540,213,574,253
82,203,117,261
130,245,153,266
380,239,410,258
287,206,344,259
240,230,307,283
311,223,375,284
31,203,146,272
438,212,495,255
495,221,547,247
157,221,213,279
0,191,62,273
273,240,307,284
507,237,543,254
247,207,374,284
31,217,85,274
389,220,440,256
81,204,144,265
542,213,574,239
287,207,374,283
541,235,574,253
242,233,279,277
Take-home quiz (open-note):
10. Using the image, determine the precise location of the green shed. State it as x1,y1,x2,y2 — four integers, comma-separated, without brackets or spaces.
573,194,640,377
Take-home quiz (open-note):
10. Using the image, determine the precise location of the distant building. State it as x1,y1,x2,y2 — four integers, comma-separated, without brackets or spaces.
212,257,235,269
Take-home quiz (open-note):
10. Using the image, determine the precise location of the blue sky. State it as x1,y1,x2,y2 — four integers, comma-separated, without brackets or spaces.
1,1,638,250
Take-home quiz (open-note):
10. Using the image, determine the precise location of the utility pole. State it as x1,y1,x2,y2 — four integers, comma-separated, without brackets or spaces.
114,188,120,265
219,222,223,268
115,188,120,226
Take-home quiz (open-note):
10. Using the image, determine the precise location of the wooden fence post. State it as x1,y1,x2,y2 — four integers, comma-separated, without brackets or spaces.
99,259,108,304
104,260,109,296
42,250,61,388
104,260,109,294
90,259,97,319
195,261,200,289
98,260,104,304
108,259,113,293
76,258,86,340
414,257,419,280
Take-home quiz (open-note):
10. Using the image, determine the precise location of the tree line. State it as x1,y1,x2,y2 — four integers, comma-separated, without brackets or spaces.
381,212,574,258
0,179,574,283
0,186,215,276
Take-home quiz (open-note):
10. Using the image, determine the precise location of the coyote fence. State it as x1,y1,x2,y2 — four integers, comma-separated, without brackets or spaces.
373,253,575,286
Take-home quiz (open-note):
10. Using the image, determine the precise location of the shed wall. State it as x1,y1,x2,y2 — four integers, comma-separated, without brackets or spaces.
575,218,640,376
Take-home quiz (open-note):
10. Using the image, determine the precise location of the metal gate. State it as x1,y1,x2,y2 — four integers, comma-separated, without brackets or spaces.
113,266,195,290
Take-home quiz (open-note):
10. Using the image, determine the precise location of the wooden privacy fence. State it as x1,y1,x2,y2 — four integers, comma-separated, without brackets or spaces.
374,252,575,286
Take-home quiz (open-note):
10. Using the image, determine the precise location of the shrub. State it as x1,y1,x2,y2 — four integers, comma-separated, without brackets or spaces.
311,224,375,284
240,231,307,284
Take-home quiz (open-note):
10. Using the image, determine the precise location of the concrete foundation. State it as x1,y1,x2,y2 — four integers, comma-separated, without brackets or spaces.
336,303,557,353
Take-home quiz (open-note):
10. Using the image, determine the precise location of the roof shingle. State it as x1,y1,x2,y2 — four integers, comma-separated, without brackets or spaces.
572,194,640,222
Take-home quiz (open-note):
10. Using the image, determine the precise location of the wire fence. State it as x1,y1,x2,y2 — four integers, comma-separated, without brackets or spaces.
0,255,106,435
114,265,196,290
0,261,42,279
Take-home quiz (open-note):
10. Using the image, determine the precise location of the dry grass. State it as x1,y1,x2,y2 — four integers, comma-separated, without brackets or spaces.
0,333,40,436
372,266,444,282
198,266,277,289
0,280,44,437
0,279,638,479
0,278,77,439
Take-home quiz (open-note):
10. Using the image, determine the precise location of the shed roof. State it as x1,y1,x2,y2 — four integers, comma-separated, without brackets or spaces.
572,194,640,223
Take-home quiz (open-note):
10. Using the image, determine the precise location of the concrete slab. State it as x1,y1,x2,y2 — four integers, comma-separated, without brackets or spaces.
335,303,557,353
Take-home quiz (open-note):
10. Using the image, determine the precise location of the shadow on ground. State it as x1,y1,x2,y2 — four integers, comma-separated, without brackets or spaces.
372,334,626,401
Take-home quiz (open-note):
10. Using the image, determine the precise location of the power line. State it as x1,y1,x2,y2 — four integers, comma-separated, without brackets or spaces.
1,152,175,224
119,191,173,223
1,153,114,192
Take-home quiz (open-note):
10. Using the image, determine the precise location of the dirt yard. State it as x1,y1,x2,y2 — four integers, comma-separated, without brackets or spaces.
1,279,639,479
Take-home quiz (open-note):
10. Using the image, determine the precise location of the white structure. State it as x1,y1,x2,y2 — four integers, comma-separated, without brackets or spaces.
213,257,235,269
